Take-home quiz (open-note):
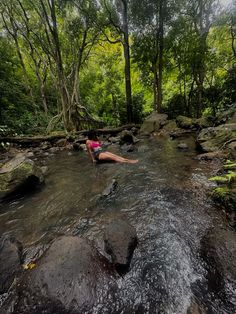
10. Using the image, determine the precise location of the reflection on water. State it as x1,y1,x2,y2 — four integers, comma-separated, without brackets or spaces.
0,136,234,313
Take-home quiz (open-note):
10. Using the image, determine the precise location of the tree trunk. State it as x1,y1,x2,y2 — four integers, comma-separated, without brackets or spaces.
152,62,158,111
157,0,164,113
121,0,133,123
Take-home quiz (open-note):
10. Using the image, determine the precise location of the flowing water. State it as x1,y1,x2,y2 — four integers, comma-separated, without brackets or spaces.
0,135,235,313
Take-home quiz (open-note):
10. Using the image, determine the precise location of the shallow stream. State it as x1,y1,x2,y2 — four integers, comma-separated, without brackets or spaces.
0,135,235,313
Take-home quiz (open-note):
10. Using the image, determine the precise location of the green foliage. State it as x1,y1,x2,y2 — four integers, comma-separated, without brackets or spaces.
0,0,236,133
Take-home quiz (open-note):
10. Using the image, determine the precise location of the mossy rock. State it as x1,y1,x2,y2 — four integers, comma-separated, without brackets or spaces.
162,120,178,132
215,106,236,125
197,124,236,152
0,154,44,199
195,116,214,129
176,115,194,129
212,187,236,213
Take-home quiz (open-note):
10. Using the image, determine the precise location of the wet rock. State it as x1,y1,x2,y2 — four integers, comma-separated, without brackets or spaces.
73,142,83,150
121,143,135,152
26,151,34,158
0,236,23,294
212,187,236,226
177,143,188,149
48,147,59,154
102,179,118,197
197,124,236,152
109,136,120,143
140,112,168,134
40,166,48,175
119,130,139,145
201,228,236,291
0,154,44,199
195,151,230,161
3,236,116,313
187,299,206,314
104,219,138,274
55,138,67,147
40,142,51,150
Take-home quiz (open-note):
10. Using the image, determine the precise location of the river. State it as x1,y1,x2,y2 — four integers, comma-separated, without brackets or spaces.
0,135,235,313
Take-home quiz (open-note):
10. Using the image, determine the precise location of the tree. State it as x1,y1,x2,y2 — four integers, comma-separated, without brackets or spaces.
102,0,133,122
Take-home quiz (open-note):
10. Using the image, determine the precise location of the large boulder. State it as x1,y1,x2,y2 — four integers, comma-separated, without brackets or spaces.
215,105,236,125
104,219,138,274
200,228,236,297
2,236,116,313
197,124,236,152
0,154,44,199
140,112,168,134
176,115,194,129
118,130,139,145
0,236,23,294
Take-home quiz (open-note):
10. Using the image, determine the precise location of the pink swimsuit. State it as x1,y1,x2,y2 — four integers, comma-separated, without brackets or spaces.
89,140,102,159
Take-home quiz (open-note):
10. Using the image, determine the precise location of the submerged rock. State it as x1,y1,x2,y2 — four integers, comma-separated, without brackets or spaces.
0,154,44,199
0,236,23,294
2,236,116,313
104,219,138,274
101,179,118,197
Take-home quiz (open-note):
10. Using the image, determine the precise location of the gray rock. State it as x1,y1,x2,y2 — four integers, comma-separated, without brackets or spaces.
102,179,118,197
177,143,188,149
176,115,194,129
197,124,236,152
104,219,138,274
0,236,23,294
0,155,44,199
4,236,116,313
140,112,168,134
40,166,48,175
109,136,121,143
201,228,236,292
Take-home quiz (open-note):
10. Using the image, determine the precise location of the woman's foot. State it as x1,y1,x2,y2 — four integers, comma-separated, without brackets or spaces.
127,159,139,164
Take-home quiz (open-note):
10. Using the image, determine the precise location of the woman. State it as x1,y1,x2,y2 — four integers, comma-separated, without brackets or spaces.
86,130,138,164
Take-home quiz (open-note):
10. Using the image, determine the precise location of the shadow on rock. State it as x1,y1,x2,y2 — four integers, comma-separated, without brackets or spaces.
1,236,118,314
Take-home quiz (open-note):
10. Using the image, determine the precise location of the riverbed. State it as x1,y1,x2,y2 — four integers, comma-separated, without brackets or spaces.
0,135,235,313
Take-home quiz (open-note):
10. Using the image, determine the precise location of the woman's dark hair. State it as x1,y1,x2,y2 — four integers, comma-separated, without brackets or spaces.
87,130,98,140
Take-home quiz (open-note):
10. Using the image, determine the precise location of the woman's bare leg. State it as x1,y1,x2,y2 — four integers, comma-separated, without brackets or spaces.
98,152,138,163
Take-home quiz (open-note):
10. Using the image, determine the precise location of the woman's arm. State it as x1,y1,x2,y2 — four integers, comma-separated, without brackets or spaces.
86,140,96,163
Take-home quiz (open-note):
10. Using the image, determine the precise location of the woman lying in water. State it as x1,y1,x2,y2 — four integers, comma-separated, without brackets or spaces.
86,130,138,164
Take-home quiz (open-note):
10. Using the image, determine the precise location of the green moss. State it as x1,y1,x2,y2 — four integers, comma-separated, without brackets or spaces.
212,186,236,212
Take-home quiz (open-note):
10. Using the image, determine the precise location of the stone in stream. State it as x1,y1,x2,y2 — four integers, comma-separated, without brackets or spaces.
0,236,23,294
140,112,168,134
104,219,138,275
1,236,117,313
101,179,118,197
197,123,236,152
200,228,236,305
177,142,188,150
0,154,44,199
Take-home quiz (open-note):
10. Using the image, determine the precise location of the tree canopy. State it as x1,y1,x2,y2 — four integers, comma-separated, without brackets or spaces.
0,0,235,134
